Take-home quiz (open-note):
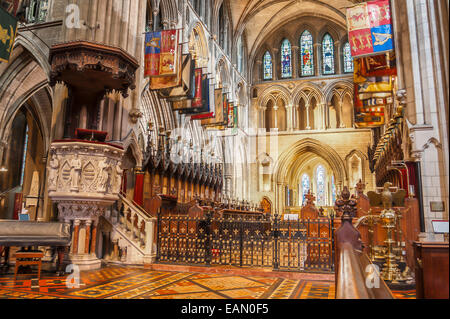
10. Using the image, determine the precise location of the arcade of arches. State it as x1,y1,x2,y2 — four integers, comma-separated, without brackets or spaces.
0,0,448,300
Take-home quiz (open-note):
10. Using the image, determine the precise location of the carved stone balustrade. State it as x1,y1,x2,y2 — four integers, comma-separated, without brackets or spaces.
48,140,124,270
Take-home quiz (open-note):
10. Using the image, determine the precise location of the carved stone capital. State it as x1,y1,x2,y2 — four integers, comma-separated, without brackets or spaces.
57,201,106,222
396,89,407,105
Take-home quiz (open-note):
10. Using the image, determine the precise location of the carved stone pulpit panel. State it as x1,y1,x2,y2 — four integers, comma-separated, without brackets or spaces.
48,140,124,271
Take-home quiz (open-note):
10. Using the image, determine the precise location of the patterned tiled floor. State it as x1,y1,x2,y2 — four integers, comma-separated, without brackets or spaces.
0,265,336,299
0,265,414,299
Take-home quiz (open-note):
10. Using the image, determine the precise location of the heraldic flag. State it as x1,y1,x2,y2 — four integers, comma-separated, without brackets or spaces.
0,0,23,16
0,5,18,63
145,29,179,77
346,0,394,58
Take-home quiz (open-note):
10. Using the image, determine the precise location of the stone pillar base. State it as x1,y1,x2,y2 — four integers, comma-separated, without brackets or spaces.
143,254,156,265
65,253,102,271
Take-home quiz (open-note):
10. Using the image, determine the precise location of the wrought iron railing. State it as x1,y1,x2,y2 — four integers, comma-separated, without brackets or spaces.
156,212,335,273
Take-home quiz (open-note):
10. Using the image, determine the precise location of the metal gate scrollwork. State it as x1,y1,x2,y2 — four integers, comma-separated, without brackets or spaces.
156,212,334,273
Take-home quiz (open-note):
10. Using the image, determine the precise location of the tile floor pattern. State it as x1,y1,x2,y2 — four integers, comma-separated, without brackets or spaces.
0,266,414,299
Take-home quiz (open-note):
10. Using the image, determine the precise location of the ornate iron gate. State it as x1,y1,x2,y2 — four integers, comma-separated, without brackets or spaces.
156,213,334,273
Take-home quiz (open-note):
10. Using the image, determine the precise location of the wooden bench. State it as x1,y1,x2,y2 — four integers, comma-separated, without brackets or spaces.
14,251,44,281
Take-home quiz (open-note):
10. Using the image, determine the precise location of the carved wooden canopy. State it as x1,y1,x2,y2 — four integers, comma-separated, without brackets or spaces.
49,41,139,98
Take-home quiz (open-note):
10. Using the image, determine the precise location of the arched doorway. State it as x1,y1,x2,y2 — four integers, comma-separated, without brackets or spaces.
0,43,52,220
272,138,347,214
0,104,47,220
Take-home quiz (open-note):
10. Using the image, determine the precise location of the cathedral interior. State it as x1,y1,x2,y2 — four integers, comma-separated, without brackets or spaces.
0,0,448,302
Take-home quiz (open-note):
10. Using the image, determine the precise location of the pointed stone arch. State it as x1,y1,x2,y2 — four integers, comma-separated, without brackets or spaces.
292,82,325,106
273,138,348,187
122,130,144,168
188,22,209,68
257,84,293,107
0,44,52,153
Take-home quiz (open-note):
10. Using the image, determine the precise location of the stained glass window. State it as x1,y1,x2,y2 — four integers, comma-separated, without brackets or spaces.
301,174,310,206
26,0,49,23
316,165,326,206
263,51,272,80
300,31,314,76
281,39,292,78
322,33,335,75
343,42,354,73
331,175,336,205
20,125,29,186
237,36,244,74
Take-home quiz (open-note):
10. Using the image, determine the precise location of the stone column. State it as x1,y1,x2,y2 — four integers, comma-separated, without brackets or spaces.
338,100,346,128
272,48,279,80
90,219,98,255
286,104,294,131
72,220,81,255
292,46,299,78
320,103,326,130
306,102,311,130
113,239,119,261
335,41,342,74
143,218,157,264
314,43,321,76
256,60,263,81
273,106,279,129
84,220,92,254
260,107,267,129
225,175,233,198
37,156,48,222
275,183,281,214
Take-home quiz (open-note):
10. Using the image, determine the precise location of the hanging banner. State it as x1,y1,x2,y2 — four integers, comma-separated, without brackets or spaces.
159,29,179,76
205,95,230,131
354,83,388,128
357,76,392,93
346,0,393,58
354,52,397,83
0,0,22,16
179,71,210,115
227,104,235,128
201,88,224,126
144,29,179,77
191,77,213,120
191,68,203,108
162,54,195,100
149,47,182,90
144,31,161,77
0,6,18,63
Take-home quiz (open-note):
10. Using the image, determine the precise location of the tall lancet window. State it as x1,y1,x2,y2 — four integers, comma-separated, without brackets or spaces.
20,125,29,186
301,173,310,206
300,30,314,76
322,33,335,75
343,42,354,73
316,165,327,206
263,51,273,80
280,39,292,78
331,175,337,205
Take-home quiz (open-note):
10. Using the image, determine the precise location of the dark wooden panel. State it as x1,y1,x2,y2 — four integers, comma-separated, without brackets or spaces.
413,241,449,299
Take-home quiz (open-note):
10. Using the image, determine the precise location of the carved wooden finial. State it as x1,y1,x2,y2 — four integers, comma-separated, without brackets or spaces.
356,179,366,197
335,186,357,219
305,190,316,206
153,184,161,194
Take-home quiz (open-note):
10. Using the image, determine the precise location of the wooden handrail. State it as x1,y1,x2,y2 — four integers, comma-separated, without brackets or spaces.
336,243,394,299
334,186,394,299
